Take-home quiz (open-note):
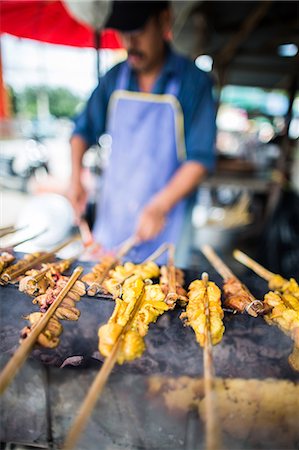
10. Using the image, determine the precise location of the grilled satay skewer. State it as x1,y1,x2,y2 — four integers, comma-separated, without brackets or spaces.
201,245,264,317
103,242,169,299
201,273,221,450
0,266,83,394
233,249,299,297
0,234,80,285
65,260,174,450
83,235,138,296
233,250,299,370
160,243,188,309
63,281,146,450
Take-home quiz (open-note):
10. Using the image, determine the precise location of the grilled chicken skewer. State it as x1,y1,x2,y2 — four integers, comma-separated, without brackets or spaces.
159,243,188,309
202,273,221,450
233,250,299,371
65,250,182,450
0,267,83,394
101,243,169,299
233,249,299,298
82,236,138,296
181,273,225,347
83,239,167,298
64,277,165,449
99,275,168,363
201,245,266,317
180,272,223,449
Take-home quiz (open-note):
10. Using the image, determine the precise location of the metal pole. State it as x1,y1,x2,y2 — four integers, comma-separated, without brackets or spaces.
94,29,101,81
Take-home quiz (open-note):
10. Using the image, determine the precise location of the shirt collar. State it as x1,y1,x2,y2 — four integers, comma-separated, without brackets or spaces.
127,44,178,93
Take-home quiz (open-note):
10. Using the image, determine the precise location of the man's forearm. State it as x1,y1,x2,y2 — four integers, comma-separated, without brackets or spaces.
70,135,89,184
151,161,207,213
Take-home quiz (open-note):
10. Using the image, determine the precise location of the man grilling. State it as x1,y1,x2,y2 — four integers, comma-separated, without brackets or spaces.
69,0,216,265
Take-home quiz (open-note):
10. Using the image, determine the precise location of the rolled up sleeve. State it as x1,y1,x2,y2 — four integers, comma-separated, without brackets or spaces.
72,80,109,148
183,71,217,173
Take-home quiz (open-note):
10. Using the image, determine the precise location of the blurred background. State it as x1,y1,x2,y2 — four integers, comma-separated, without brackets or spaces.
0,0,298,275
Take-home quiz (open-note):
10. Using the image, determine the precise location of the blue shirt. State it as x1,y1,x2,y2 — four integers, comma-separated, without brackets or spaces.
73,47,216,171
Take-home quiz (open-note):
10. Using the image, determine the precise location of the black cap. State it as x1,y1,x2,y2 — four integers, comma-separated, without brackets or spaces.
105,1,170,32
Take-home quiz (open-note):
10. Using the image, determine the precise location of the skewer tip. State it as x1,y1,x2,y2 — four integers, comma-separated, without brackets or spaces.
201,272,209,283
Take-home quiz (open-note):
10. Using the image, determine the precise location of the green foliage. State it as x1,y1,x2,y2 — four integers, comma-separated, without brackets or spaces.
8,85,82,119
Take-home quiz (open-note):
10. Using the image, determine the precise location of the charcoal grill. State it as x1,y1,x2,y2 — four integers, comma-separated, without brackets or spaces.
0,255,298,449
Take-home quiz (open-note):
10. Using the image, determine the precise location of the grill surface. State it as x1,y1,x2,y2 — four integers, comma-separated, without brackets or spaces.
0,255,298,449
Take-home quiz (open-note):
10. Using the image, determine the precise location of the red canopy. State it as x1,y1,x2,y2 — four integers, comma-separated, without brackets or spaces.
0,0,122,49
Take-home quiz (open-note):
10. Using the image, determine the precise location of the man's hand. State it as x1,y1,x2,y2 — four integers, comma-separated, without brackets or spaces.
68,180,88,223
135,162,207,243
135,200,167,242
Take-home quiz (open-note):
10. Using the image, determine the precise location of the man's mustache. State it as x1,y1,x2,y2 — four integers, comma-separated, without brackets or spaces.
128,49,144,58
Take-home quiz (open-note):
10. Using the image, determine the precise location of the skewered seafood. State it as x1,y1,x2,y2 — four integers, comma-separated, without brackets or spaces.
98,275,168,364
181,279,225,346
18,258,73,296
0,252,15,274
20,277,86,348
103,261,160,297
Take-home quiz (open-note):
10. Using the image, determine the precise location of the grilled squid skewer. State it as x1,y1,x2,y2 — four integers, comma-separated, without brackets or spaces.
19,258,74,296
20,277,86,349
0,252,15,275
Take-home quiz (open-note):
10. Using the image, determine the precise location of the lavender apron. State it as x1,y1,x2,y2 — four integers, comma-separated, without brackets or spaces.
93,63,187,264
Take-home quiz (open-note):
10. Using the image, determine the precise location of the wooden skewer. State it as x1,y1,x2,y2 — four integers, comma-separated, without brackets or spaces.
86,235,138,294
143,242,170,263
201,272,220,450
0,266,83,394
0,228,48,252
233,249,276,282
92,242,170,299
201,245,234,281
63,284,146,450
202,273,222,449
0,234,80,284
0,225,27,238
0,224,15,234
203,277,219,447
25,256,76,285
201,245,263,317
166,243,177,302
